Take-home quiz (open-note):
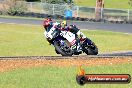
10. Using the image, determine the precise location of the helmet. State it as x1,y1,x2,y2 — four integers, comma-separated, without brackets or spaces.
46,17,52,22
61,20,67,28
43,18,53,30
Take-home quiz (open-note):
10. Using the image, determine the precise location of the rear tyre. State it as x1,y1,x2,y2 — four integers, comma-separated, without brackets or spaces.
54,40,73,56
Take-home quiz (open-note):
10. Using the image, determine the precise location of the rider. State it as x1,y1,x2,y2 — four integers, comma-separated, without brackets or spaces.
43,18,86,52
57,20,86,52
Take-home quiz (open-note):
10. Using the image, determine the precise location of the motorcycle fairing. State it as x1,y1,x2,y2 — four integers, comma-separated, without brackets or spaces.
60,31,76,45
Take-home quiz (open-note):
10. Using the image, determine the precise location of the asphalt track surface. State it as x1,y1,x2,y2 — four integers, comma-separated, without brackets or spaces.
0,17,132,58
0,51,132,60
0,17,132,33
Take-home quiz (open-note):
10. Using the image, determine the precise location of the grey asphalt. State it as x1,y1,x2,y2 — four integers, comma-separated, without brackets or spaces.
99,51,132,56
0,52,132,60
0,17,132,33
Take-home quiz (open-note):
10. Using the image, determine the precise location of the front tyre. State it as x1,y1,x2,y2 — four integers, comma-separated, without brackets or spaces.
86,43,98,55
83,39,98,55
54,40,73,56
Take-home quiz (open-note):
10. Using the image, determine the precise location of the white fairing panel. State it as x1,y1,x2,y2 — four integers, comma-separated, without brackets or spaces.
61,31,76,45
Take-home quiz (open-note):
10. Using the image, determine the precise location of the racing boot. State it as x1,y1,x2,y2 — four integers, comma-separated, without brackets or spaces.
76,43,82,53
71,45,81,55
71,44,76,51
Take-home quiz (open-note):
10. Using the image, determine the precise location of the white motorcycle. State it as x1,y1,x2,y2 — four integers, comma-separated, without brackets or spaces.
44,25,98,56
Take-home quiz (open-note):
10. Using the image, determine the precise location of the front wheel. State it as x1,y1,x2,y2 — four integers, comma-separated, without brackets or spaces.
54,40,73,56
86,43,98,55
83,39,98,55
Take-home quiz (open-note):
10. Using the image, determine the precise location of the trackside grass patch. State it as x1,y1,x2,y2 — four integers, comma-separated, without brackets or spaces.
0,63,131,88
75,0,132,9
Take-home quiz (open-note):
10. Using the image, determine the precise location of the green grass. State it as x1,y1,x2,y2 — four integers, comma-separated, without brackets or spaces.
0,23,132,56
0,15,44,20
75,0,132,9
0,63,131,88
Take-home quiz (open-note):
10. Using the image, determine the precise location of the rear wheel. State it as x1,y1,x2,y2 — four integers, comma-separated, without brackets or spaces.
54,40,73,56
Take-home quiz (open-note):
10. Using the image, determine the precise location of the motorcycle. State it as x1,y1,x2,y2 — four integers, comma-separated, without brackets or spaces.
44,25,98,56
